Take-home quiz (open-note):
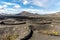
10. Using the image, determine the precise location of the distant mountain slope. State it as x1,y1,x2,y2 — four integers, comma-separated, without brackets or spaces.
16,11,60,17
45,12,60,17
0,11,60,18
16,11,40,17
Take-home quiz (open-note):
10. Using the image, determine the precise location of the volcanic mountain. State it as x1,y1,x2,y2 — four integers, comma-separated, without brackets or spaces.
16,11,40,17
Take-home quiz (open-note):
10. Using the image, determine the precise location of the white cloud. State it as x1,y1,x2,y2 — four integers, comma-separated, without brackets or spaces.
32,0,44,7
0,6,3,9
0,5,8,14
1,2,13,5
30,0,49,7
21,0,50,8
3,5,8,8
0,2,21,14
23,0,28,5
0,5,7,9
11,0,49,8
29,6,34,9
0,8,7,14
14,5,21,9
12,0,22,2
1,2,21,8
1,2,19,6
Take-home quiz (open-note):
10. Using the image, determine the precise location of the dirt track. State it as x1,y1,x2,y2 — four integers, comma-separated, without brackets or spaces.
29,31,60,40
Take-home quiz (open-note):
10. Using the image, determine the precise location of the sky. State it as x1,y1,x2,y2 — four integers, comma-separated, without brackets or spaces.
0,0,60,14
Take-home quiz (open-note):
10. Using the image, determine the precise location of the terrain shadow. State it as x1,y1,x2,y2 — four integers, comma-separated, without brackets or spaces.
21,26,33,40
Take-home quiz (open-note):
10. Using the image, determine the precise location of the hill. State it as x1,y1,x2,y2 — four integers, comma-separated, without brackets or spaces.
44,12,60,17
16,11,40,17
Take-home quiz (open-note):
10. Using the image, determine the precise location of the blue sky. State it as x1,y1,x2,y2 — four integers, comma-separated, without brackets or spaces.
0,0,60,14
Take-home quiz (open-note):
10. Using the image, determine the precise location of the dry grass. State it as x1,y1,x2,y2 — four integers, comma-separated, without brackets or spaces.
2,33,19,40
38,30,59,35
